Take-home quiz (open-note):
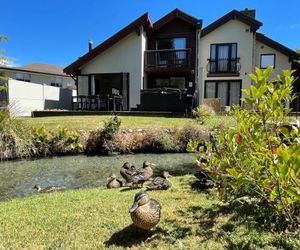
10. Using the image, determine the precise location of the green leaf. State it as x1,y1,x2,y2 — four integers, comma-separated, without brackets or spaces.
226,168,239,178
270,189,278,201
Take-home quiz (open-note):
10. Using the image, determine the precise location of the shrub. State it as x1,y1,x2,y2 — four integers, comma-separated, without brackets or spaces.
192,104,215,124
141,129,176,153
32,127,83,157
173,125,209,152
189,67,300,228
0,109,36,160
85,116,121,155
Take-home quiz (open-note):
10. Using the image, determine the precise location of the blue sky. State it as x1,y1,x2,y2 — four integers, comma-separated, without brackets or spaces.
1,0,300,67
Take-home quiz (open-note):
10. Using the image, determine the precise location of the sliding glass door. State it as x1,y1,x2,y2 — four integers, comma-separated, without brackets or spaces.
205,80,241,106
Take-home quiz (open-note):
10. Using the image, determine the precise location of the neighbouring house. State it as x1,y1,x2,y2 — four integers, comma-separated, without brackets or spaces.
0,63,75,89
0,63,76,116
64,8,300,112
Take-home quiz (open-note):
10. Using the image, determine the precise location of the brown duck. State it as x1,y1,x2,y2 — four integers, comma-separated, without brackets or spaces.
106,174,123,188
33,184,65,193
129,161,154,187
120,162,136,183
146,171,172,191
129,192,161,230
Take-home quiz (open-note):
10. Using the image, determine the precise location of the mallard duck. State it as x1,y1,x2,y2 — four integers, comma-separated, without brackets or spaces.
120,162,136,183
33,184,65,193
106,174,123,188
129,192,161,230
129,161,154,187
194,168,217,189
146,171,172,191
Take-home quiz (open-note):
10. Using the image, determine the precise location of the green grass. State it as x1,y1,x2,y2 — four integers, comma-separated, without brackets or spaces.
0,176,298,249
21,115,235,130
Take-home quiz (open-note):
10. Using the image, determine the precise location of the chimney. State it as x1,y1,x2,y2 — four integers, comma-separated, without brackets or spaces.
88,40,93,52
240,8,256,19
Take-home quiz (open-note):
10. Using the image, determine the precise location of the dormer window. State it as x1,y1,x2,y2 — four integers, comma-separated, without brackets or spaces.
209,43,238,73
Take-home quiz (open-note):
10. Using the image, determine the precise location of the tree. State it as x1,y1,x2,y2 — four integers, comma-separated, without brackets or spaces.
0,35,9,66
296,48,300,55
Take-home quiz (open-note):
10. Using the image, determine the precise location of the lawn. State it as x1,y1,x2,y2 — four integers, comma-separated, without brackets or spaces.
0,176,298,249
21,115,234,130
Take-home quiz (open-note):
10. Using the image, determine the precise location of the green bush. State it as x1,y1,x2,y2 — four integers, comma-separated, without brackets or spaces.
189,67,300,228
32,127,83,157
85,116,121,155
0,109,36,160
192,104,215,124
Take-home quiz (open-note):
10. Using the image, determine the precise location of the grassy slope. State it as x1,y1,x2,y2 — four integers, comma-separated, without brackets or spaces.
21,115,234,130
0,176,298,250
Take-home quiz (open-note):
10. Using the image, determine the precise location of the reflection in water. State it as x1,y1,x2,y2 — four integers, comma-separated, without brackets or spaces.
0,153,196,201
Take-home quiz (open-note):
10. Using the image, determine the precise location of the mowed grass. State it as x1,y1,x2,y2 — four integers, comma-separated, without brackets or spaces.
0,176,298,249
21,115,235,130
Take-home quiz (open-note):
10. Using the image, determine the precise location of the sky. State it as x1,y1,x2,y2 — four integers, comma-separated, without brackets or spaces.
1,0,300,68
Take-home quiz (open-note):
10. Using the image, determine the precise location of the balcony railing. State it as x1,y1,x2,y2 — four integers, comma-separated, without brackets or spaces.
145,49,192,69
206,58,241,74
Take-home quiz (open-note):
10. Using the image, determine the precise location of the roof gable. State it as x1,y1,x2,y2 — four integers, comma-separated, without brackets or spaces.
256,33,299,60
201,10,262,37
151,8,201,33
64,13,152,74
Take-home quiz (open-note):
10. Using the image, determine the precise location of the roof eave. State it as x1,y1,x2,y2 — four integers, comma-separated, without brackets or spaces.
256,33,300,60
64,13,152,75
201,10,262,38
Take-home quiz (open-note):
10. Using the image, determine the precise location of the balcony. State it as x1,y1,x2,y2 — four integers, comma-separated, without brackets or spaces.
206,58,241,77
144,49,192,74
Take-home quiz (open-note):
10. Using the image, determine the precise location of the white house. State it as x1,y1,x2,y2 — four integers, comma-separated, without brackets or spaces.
64,9,299,112
0,63,75,89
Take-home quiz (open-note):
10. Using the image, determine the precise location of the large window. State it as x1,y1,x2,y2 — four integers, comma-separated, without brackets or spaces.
15,73,30,82
209,43,238,73
156,38,186,50
51,77,63,87
205,80,241,106
155,77,186,89
260,54,275,69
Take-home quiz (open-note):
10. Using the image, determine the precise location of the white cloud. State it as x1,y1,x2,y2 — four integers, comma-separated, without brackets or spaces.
289,23,300,29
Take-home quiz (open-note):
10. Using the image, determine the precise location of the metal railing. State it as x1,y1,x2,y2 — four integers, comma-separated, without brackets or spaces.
145,49,191,69
206,58,241,73
72,95,123,112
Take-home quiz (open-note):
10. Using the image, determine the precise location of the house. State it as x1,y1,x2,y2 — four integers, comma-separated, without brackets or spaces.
0,63,75,89
64,8,299,112
0,63,76,116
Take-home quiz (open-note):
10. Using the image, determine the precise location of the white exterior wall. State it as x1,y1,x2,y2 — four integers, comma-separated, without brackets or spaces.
8,79,73,116
198,20,255,103
255,41,291,78
80,29,145,109
2,70,75,88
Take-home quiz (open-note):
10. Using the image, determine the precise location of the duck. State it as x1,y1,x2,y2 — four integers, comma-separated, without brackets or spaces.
129,192,161,230
146,171,172,191
33,184,65,193
106,174,123,188
120,162,136,183
129,161,154,187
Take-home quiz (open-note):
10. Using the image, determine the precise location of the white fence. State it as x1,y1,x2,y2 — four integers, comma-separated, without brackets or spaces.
8,79,75,116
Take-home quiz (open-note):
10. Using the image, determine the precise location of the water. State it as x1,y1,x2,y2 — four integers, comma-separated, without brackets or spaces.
0,153,197,201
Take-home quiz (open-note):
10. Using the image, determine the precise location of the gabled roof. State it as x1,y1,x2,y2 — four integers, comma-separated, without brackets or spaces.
0,63,70,77
201,10,262,37
151,8,201,33
64,13,152,74
256,33,299,60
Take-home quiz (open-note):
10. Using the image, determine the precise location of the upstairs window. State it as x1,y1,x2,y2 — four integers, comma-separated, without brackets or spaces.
209,43,238,73
51,77,63,87
15,73,30,82
260,54,275,69
156,38,186,50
